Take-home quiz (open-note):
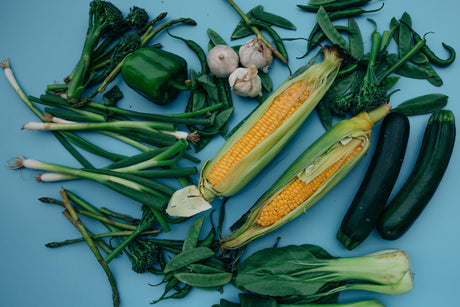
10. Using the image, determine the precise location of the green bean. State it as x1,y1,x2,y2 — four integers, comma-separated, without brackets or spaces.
182,215,206,251
316,7,350,51
252,5,296,30
298,0,372,12
163,247,215,273
392,93,448,116
174,272,233,288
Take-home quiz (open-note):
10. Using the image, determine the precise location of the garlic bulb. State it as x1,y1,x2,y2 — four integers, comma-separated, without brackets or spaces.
207,44,239,78
228,65,262,98
239,36,273,73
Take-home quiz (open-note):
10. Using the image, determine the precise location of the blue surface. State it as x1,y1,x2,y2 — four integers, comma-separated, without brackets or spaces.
1,1,459,306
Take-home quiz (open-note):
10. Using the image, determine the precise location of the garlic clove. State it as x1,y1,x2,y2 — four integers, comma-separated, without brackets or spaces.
207,44,239,78
228,65,262,98
239,36,273,73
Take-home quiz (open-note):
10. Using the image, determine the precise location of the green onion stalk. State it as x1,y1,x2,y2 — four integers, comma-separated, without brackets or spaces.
9,150,193,232
1,59,135,167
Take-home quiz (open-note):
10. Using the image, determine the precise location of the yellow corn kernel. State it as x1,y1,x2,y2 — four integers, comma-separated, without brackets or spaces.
207,80,312,185
257,145,363,227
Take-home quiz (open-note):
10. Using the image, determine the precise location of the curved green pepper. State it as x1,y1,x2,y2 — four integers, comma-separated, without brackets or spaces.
121,47,188,105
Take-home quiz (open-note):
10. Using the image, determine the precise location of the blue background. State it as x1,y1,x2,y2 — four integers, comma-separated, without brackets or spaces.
1,0,459,306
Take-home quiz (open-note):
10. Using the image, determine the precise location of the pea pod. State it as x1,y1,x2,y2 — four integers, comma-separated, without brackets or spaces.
163,246,214,273
317,7,350,52
182,215,206,251
252,5,296,30
392,93,448,116
174,272,233,288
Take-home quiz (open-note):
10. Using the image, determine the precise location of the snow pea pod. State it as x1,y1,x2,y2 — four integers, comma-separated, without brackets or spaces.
163,247,215,273
306,4,384,50
317,7,350,51
174,271,233,288
182,215,206,251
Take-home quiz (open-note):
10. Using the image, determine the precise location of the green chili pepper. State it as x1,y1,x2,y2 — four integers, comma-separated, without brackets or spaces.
298,0,372,12
121,47,189,105
412,32,456,67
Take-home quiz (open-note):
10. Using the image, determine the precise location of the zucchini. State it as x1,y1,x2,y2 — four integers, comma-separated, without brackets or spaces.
337,112,410,250
378,110,456,240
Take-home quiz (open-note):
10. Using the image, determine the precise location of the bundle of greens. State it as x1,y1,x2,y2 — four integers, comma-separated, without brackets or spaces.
234,244,413,304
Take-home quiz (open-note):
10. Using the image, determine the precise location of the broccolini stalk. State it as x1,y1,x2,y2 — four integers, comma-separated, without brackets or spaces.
66,0,126,104
234,244,413,301
350,27,388,115
105,205,158,263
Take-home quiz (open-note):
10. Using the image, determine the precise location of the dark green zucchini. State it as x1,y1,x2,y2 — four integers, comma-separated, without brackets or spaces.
337,112,410,250
377,110,456,240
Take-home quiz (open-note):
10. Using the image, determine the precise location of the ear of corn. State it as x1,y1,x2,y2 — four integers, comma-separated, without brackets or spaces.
220,104,391,249
167,46,344,217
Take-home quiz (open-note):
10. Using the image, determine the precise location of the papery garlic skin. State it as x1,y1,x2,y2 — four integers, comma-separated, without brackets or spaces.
207,45,239,78
239,36,273,73
228,65,262,97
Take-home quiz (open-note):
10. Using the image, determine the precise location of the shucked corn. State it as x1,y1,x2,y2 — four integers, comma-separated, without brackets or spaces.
257,144,363,227
167,46,343,217
207,81,312,185
221,104,391,249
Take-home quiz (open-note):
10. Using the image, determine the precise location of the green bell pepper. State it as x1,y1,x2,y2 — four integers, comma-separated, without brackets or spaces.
121,47,189,105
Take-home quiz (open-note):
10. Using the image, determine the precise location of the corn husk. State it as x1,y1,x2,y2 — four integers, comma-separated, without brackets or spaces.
221,104,391,249
167,46,344,217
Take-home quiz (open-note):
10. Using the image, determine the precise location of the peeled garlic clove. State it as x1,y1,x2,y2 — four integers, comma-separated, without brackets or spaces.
239,36,273,73
228,65,262,98
207,44,239,78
